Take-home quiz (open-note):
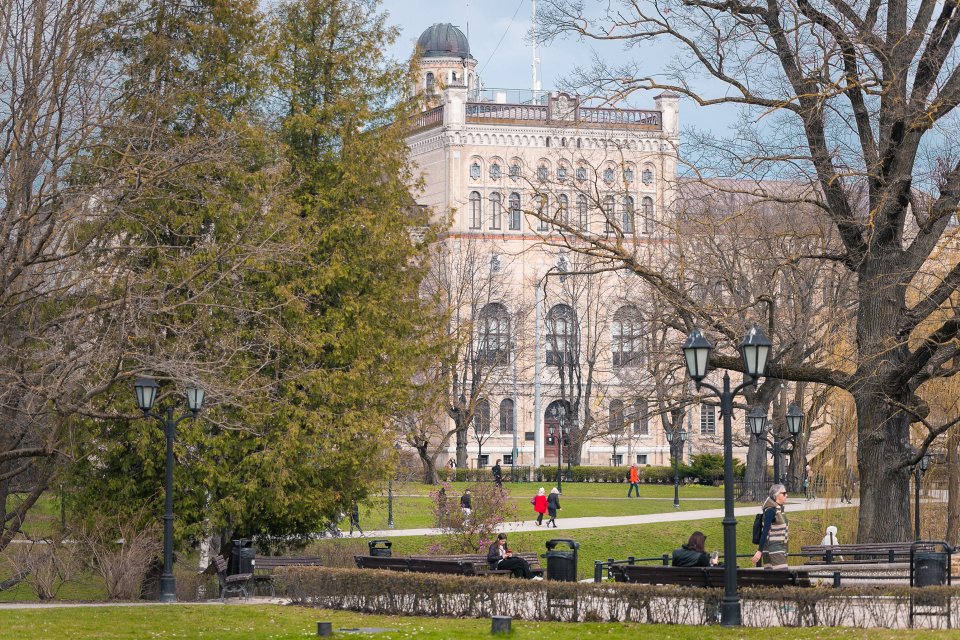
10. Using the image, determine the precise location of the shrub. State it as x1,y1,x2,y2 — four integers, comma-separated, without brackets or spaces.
74,512,163,600
429,482,517,553
4,533,80,600
278,566,957,629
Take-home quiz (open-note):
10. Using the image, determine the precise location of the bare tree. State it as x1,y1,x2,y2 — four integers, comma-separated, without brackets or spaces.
538,0,960,542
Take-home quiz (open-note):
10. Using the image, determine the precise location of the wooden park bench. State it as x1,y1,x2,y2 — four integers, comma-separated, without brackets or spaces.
414,552,545,577
212,554,253,600
354,555,412,571
253,555,323,597
610,564,811,588
799,542,935,565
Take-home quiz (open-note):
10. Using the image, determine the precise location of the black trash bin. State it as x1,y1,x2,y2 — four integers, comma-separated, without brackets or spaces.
230,538,255,576
544,539,579,581
368,539,392,558
911,541,952,587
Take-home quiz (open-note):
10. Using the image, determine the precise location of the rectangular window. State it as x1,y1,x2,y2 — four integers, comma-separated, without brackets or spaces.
524,431,535,442
700,404,716,435
478,454,489,468
503,454,514,465
636,454,648,465
611,454,623,466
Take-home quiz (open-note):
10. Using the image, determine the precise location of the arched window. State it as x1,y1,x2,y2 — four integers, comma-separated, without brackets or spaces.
609,399,625,433
426,72,435,93
499,398,515,434
642,197,654,233
642,168,654,185
558,194,569,226
546,304,576,365
509,163,521,179
536,193,549,231
612,305,643,367
490,163,502,180
622,196,635,234
469,191,482,229
474,398,491,435
603,167,615,183
508,192,521,230
577,194,588,231
603,196,615,233
477,302,510,364
489,192,503,230
469,162,481,180
576,167,587,182
537,164,549,181
624,167,635,183
633,399,649,435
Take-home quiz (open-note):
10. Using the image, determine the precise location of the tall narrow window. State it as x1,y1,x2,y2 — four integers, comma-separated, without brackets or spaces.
603,196,615,234
426,72,435,94
469,191,482,229
642,168,654,185
633,399,649,435
536,194,549,231
642,197,654,233
489,192,503,230
622,196,635,234
477,303,510,365
612,305,643,366
577,194,588,231
609,399,625,433
546,304,576,365
499,398,515,434
558,194,569,226
475,398,491,435
509,193,521,230
469,162,481,180
700,404,716,435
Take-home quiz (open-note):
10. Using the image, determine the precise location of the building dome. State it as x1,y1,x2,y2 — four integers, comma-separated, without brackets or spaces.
417,23,471,59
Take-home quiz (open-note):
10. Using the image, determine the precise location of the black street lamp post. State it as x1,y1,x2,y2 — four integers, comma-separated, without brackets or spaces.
388,442,401,529
134,377,204,603
682,326,771,627
748,404,804,486
665,427,687,509
915,452,931,540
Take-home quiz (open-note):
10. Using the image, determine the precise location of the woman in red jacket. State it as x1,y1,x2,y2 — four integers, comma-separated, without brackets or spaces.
532,487,547,526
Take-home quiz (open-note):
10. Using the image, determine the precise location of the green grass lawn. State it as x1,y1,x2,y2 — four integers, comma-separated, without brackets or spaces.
312,506,856,580
0,604,955,639
349,481,734,530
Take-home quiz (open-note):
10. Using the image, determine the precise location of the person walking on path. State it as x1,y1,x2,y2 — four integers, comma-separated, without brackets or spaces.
532,487,547,526
460,488,472,517
752,483,789,569
487,533,542,580
840,468,856,504
627,464,640,498
672,531,719,567
546,487,561,528
436,487,448,528
349,502,363,536
492,459,503,490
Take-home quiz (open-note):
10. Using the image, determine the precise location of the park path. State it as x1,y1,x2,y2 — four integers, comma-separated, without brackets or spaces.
355,496,857,539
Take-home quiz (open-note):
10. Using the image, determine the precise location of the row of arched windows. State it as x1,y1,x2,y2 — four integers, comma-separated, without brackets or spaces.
475,303,645,367
468,157,656,189
472,397,651,436
468,191,655,234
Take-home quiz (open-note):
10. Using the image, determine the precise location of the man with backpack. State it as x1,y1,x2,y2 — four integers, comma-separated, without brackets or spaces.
627,464,640,497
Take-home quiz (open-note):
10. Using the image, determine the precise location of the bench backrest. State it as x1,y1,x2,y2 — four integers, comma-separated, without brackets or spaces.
211,555,228,577
415,552,542,569
408,558,477,576
612,564,809,588
354,555,410,571
255,556,323,569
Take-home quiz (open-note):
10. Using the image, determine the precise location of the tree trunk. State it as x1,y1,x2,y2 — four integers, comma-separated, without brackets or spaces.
741,437,767,502
417,446,439,484
946,429,959,545
455,417,468,467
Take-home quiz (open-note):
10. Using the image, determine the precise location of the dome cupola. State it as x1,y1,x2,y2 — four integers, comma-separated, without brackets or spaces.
417,23,472,59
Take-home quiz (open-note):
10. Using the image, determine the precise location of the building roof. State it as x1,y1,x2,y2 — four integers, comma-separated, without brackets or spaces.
417,23,472,59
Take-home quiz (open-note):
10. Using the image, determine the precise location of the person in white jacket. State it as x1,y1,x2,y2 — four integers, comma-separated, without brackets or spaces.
821,525,839,546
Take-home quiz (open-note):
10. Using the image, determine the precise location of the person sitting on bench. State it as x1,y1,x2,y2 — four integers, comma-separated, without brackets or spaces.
672,531,719,567
487,533,542,579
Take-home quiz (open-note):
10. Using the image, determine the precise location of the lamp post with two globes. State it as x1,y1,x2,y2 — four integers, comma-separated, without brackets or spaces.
682,326,772,627
747,404,804,486
133,377,205,603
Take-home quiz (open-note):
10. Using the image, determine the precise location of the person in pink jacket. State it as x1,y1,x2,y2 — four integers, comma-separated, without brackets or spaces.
532,487,548,526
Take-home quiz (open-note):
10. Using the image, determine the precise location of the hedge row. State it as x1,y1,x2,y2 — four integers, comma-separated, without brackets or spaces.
437,465,694,484
277,566,954,628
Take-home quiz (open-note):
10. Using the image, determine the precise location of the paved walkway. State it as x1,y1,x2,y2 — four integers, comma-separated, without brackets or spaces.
354,496,857,538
